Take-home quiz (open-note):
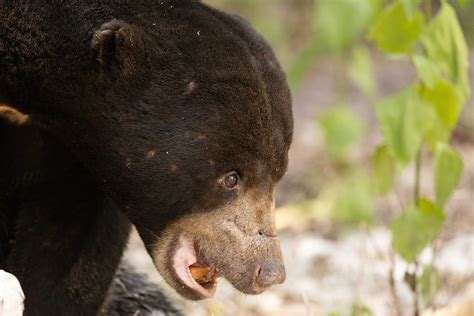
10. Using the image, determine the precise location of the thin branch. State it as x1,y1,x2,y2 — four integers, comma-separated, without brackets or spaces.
414,145,423,204
413,260,420,316
413,145,423,315
389,251,403,316
424,0,432,19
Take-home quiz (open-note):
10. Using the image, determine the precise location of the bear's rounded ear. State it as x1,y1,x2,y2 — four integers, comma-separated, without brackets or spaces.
91,19,144,70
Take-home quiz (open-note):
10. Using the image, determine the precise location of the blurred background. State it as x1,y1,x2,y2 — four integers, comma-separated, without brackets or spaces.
125,0,474,315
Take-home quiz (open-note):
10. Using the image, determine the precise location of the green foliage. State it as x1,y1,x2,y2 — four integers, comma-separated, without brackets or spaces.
434,144,464,208
419,265,442,304
373,145,396,195
288,37,322,91
349,46,377,99
421,1,470,101
252,18,290,55
368,1,424,54
318,106,364,160
316,0,379,55
412,55,441,89
351,303,374,316
457,0,473,6
331,173,375,224
375,87,435,166
422,81,462,129
391,198,445,262
400,0,422,18
367,0,470,308
420,80,463,147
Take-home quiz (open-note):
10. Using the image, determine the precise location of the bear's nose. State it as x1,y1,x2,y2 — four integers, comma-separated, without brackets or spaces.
253,261,286,289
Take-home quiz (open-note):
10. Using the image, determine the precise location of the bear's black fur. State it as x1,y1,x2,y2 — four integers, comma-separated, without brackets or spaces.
0,0,293,315
0,114,134,314
0,114,180,315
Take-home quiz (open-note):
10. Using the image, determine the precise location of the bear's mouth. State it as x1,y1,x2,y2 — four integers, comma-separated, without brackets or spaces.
172,235,220,298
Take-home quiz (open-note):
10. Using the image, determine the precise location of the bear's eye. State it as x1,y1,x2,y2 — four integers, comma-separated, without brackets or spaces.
223,172,239,189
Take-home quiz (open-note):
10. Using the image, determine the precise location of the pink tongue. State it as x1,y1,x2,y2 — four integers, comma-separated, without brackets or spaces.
172,235,216,298
173,235,197,270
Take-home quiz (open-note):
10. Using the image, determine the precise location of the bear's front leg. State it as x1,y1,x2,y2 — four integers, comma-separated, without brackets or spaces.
5,166,131,316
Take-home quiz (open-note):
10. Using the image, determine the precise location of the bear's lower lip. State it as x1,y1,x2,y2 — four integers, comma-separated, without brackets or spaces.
172,234,218,299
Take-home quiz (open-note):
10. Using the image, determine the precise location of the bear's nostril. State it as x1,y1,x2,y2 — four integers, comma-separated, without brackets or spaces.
254,262,285,289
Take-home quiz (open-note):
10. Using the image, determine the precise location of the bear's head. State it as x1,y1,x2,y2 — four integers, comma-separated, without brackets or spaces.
43,2,292,300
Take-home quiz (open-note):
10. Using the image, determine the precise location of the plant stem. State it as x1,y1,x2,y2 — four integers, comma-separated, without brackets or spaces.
412,145,423,316
413,261,420,316
413,5,431,314
424,0,432,18
414,145,422,204
389,252,403,316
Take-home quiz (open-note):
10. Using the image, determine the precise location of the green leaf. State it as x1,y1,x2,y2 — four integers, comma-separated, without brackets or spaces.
351,303,374,316
318,106,364,160
287,37,322,92
413,55,441,89
373,145,396,195
422,80,462,128
421,1,470,101
434,144,463,208
368,1,424,54
349,46,377,99
400,0,422,18
419,80,463,147
419,265,441,304
376,87,435,166
391,198,445,262
425,117,451,148
316,0,379,54
332,173,375,224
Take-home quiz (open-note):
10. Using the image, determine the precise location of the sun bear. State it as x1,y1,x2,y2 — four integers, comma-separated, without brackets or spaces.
0,1,293,315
